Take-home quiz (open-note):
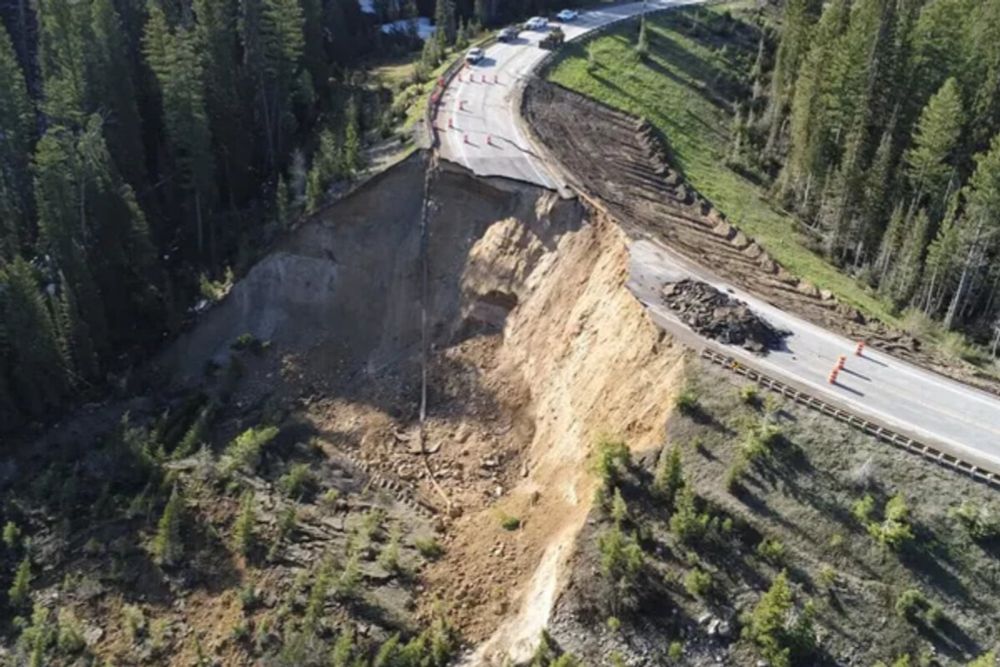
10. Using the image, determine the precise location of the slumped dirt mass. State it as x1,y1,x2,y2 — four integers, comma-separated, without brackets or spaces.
160,153,687,662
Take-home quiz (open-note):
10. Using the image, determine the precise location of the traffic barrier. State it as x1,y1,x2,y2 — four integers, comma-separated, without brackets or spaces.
700,348,1000,490
855,340,865,356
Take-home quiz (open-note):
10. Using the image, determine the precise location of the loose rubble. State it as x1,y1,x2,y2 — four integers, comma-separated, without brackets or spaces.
660,280,789,354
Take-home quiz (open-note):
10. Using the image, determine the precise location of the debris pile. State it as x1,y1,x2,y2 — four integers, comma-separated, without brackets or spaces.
660,280,789,354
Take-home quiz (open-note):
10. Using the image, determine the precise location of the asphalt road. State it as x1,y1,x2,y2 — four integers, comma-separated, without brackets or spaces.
630,238,1000,473
435,2,1000,473
437,0,701,187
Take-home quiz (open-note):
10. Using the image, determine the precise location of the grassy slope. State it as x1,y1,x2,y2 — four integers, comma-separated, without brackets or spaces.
572,361,1000,664
547,4,899,326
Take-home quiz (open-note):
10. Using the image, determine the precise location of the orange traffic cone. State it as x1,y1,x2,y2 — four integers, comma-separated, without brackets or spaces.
487,134,493,146
463,133,471,145
494,74,499,84
855,340,865,356
828,367,839,384
448,117,454,129
837,354,847,370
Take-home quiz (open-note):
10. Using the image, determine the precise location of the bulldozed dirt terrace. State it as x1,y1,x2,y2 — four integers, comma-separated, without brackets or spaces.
522,78,1000,397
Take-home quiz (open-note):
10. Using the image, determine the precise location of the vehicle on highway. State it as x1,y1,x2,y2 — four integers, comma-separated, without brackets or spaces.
497,27,519,42
556,9,579,21
523,16,548,30
539,27,565,49
465,47,485,64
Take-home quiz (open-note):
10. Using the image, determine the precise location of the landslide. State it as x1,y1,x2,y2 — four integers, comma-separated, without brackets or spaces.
156,153,688,663
523,78,1000,397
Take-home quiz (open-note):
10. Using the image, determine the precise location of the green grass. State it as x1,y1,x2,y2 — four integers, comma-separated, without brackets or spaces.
547,5,899,327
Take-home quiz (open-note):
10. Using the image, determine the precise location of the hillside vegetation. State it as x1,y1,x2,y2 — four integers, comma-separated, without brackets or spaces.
548,1,1000,368
548,361,1000,666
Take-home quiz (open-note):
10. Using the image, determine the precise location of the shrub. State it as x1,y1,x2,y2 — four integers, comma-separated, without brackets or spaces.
742,571,815,667
122,604,146,642
865,494,914,551
152,486,185,566
744,419,782,461
675,387,700,416
739,383,760,406
219,426,279,475
756,537,786,565
653,446,684,508
3,521,21,550
683,568,713,599
953,501,1000,541
817,564,837,589
592,437,631,492
278,463,317,500
669,488,709,544
335,553,363,601
598,525,645,614
668,641,683,661
610,487,629,525
378,526,404,574
56,609,85,655
268,506,297,561
232,491,257,557
415,537,444,560
852,494,876,525
895,588,927,622
725,456,748,493
500,514,521,531
968,651,997,667
319,489,341,509
8,555,31,607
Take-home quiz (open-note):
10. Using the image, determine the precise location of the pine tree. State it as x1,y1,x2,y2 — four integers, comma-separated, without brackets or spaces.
653,446,684,509
904,78,964,217
0,23,35,254
881,208,930,305
89,0,147,185
232,491,256,557
194,0,254,206
8,555,31,607
144,6,217,259
764,0,821,152
474,0,490,27
343,98,362,176
943,133,1000,328
434,0,456,47
153,485,185,566
0,257,70,416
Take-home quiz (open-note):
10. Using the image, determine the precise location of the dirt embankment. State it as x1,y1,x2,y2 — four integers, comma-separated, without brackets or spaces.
156,154,687,663
522,78,1000,396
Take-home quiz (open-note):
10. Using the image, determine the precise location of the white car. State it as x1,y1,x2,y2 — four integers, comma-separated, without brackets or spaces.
556,9,579,21
524,16,548,30
465,47,485,64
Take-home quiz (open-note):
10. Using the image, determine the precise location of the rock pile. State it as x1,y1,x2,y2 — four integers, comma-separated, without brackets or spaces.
660,280,789,354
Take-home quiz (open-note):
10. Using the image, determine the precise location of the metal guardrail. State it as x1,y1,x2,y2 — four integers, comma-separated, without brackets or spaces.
700,348,1000,489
